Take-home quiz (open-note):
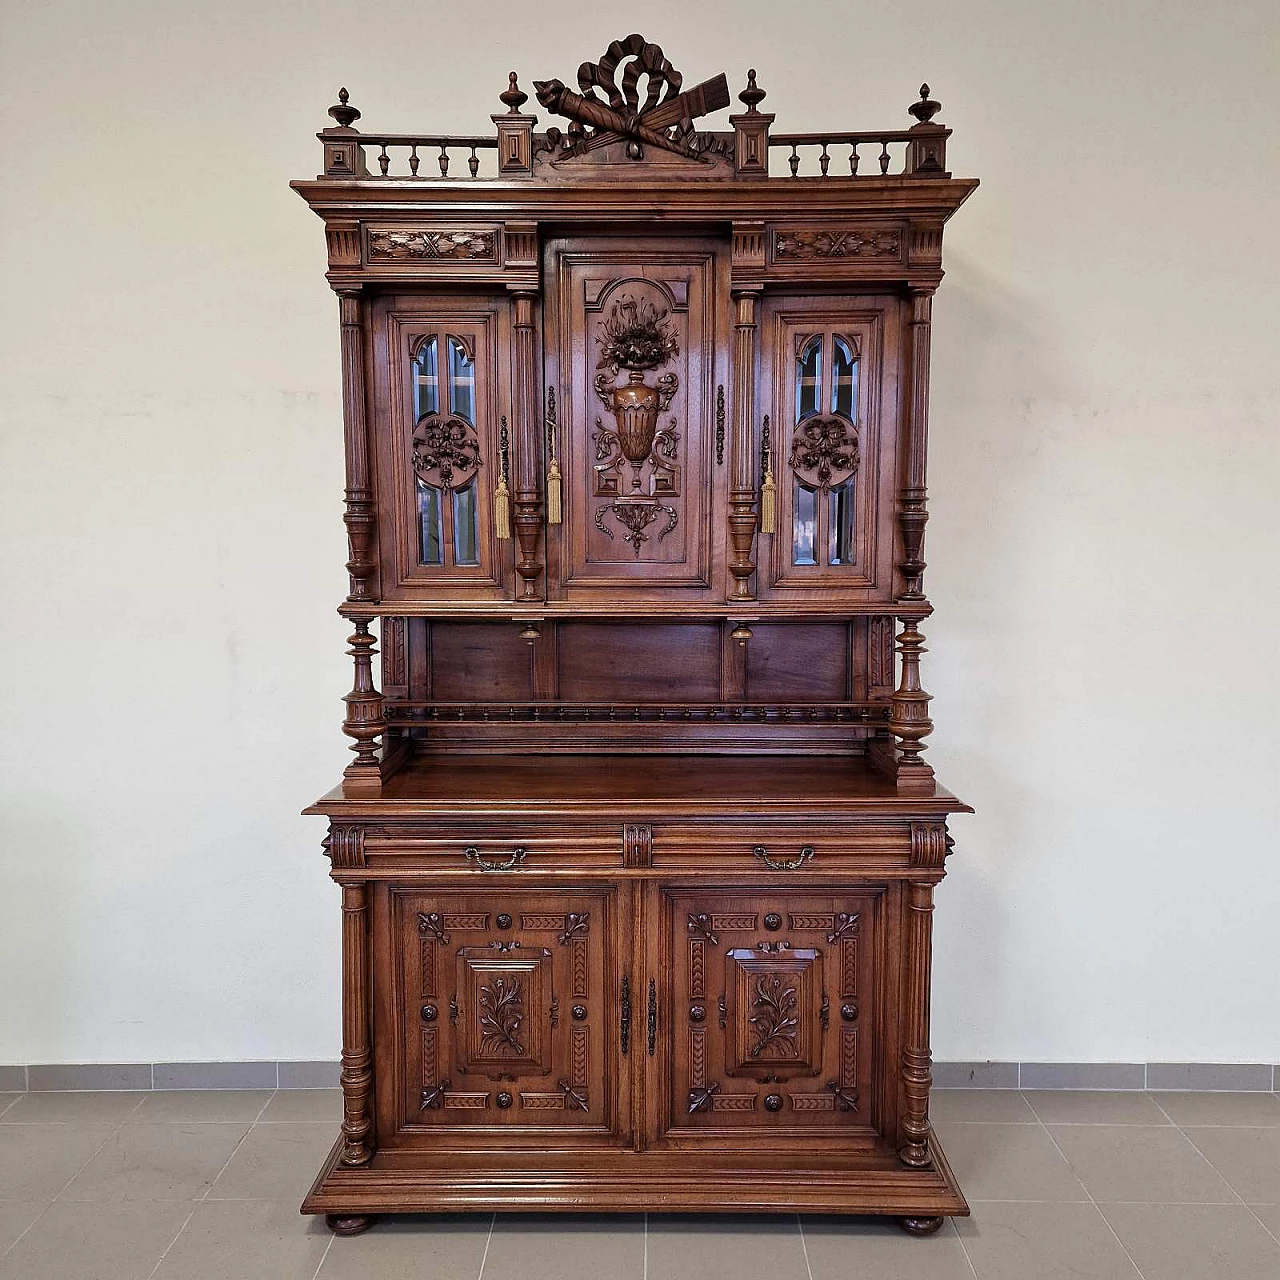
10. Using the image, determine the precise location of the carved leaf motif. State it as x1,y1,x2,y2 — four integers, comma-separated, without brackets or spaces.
596,294,679,372
774,229,900,260
478,977,525,1056
369,230,496,261
749,974,800,1059
412,415,482,490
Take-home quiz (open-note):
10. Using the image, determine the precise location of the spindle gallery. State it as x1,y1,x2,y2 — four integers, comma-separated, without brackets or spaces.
292,32,977,1236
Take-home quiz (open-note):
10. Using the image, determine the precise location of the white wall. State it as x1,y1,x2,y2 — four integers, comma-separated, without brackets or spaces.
1,0,1277,1066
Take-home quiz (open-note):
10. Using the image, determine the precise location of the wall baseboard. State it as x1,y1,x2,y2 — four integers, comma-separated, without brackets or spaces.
2,1060,1276,1092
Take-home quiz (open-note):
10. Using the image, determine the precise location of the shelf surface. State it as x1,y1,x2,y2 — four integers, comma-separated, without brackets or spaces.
306,753,970,819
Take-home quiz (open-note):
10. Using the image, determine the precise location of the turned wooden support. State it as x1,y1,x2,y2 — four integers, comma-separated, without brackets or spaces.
337,291,377,602
899,879,935,1167
342,620,385,794
510,290,545,600
728,289,760,599
888,617,935,790
338,882,375,1165
898,289,933,599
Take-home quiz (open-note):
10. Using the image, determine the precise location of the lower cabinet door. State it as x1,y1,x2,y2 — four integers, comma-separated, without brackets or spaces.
656,887,884,1145
383,885,627,1147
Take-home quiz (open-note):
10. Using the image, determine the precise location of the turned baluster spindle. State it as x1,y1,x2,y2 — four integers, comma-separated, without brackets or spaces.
377,144,390,176
342,620,386,789
788,143,800,176
849,141,860,174
408,144,420,176
879,139,891,174
468,145,479,176
438,145,449,176
819,140,830,176
888,618,935,788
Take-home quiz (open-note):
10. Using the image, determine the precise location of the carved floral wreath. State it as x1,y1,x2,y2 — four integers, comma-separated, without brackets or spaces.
411,415,482,490
788,417,859,490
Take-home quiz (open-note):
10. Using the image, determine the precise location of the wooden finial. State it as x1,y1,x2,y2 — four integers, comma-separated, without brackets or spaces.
908,83,941,125
500,71,529,114
739,68,766,114
328,87,361,129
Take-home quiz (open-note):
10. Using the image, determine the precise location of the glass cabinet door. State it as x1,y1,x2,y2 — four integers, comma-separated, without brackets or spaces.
371,295,512,600
757,297,901,601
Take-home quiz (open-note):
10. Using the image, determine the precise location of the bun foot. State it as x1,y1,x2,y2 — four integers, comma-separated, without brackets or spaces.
325,1214,376,1236
898,1215,944,1236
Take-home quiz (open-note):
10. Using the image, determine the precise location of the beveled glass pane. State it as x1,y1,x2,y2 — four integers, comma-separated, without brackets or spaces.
448,337,475,422
413,336,438,419
832,335,858,420
828,478,856,565
793,480,817,565
417,478,443,564
452,480,479,566
795,336,822,422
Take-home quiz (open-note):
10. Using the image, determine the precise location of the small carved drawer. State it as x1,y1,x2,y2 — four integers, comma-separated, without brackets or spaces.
383,885,626,1148
649,823,910,871
658,886,883,1145
365,824,626,871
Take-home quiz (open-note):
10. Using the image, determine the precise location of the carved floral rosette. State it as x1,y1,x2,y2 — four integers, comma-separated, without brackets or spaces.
411,415,482,490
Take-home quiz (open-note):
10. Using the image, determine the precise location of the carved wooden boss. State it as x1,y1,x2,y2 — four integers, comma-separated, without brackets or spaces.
292,33,977,1237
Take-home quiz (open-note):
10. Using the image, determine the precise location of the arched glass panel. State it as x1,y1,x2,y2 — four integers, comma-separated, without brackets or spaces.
413,337,438,419
417,479,443,564
795,336,822,422
828,479,856,565
448,337,475,422
831,336,858,420
793,480,817,566
451,480,479,566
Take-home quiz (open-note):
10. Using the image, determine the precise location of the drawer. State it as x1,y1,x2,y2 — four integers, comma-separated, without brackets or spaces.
649,822,911,871
362,823,625,871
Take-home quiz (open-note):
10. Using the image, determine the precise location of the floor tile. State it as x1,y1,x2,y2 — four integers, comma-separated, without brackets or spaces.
132,1090,272,1123
0,1123,116,1199
0,1199,190,1280
1101,1202,1280,1280
259,1089,343,1122
955,1201,1139,1279
60,1122,248,1201
801,1215,974,1279
1024,1090,1169,1125
1,1090,145,1123
1182,1126,1280,1202
318,1213,493,1279
0,1096,19,1118
0,1201,46,1253
933,1122,1087,1201
207,1122,336,1200
647,1214,808,1280
931,1090,1036,1122
1250,1202,1280,1240
1157,1091,1280,1127
484,1213,644,1280
152,1199,330,1279
1048,1124,1236,1203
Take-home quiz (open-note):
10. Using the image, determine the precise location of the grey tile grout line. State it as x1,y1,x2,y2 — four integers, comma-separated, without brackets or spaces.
942,1212,981,1280
1031,1104,1149,1279
795,1213,813,1280
475,1211,496,1280
1154,1094,1280,1247
311,1233,336,1279
642,1210,648,1280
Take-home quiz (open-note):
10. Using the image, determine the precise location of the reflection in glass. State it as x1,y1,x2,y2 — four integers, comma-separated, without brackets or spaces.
793,481,817,565
452,480,479,566
417,479,443,564
829,479,856,565
832,336,858,419
448,337,475,422
795,336,822,422
413,337,438,419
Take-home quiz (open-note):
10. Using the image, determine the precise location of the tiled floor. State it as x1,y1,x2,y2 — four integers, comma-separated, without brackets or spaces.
0,1087,1277,1278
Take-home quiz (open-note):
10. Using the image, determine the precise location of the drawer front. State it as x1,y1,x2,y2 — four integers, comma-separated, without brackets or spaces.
383,884,628,1148
650,822,910,870
366,824,625,870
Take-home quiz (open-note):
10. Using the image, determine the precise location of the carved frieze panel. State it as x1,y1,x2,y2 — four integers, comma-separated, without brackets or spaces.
368,229,497,262
772,228,902,261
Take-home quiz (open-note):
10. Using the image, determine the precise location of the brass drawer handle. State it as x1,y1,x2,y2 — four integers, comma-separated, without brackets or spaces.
463,845,527,872
752,844,815,871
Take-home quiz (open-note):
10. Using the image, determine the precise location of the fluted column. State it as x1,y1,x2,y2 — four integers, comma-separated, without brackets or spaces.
727,290,760,599
899,880,935,1167
510,291,544,600
337,291,376,602
898,288,934,600
338,882,374,1164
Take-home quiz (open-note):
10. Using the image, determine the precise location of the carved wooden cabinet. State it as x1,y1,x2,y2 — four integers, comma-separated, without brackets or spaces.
293,34,977,1236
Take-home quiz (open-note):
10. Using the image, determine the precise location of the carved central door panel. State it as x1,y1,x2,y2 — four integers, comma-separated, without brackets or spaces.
386,886,624,1147
655,888,884,1146
544,237,729,600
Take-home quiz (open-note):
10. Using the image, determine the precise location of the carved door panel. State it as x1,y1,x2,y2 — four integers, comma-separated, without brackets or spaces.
654,888,883,1147
543,237,729,601
756,296,902,602
385,886,625,1147
371,293,514,601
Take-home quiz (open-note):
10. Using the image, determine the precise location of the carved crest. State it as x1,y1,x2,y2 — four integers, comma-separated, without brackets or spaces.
534,34,730,163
